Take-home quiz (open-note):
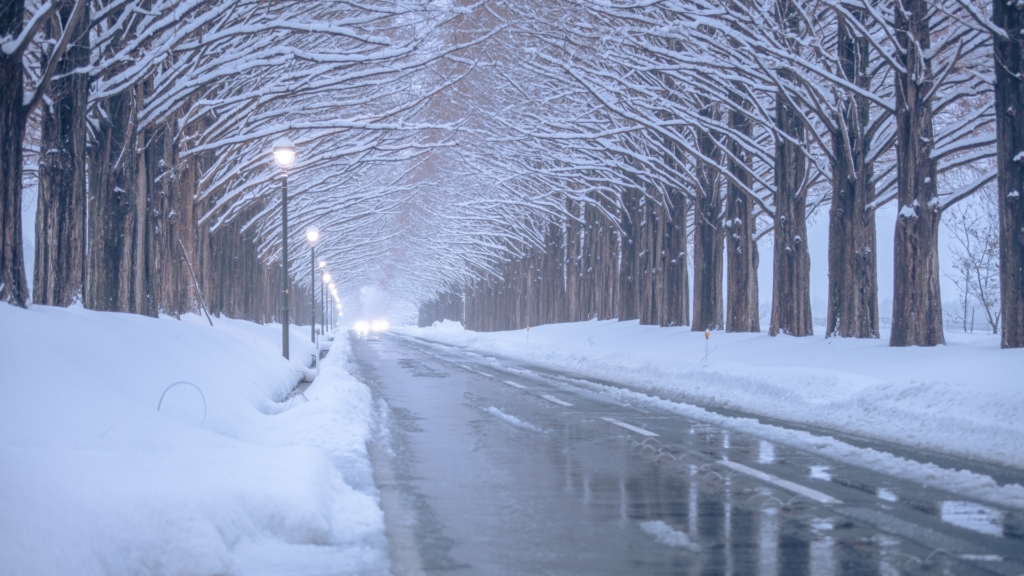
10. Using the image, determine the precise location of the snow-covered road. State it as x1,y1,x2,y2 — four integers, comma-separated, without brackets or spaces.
354,332,1023,576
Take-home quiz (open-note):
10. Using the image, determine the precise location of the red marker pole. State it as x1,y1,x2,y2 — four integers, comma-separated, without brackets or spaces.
704,330,710,362
527,325,530,342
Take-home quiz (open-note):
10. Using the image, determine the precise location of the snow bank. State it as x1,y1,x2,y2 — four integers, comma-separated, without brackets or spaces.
399,320,1024,470
0,304,387,576
431,319,466,332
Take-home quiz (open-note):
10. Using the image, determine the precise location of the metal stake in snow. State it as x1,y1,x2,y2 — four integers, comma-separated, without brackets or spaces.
527,325,530,342
157,381,207,425
178,238,213,327
704,330,710,362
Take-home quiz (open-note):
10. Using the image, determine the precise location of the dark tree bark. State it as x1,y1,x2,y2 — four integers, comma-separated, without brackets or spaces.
725,103,760,333
663,187,689,326
0,0,29,307
33,0,90,307
618,185,640,321
890,0,944,346
769,0,813,337
597,201,619,320
537,244,547,323
86,89,145,313
692,121,724,331
541,221,566,324
638,194,660,325
149,117,195,318
581,200,598,320
827,11,879,339
769,97,813,336
994,0,1024,348
565,200,582,321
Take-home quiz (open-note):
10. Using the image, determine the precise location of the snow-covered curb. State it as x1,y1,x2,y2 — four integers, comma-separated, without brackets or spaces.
397,320,1024,472
0,304,387,576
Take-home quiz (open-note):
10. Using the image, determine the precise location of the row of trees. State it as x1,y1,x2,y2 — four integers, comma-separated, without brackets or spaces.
412,0,1021,349
2,0,1020,350
1,1,484,324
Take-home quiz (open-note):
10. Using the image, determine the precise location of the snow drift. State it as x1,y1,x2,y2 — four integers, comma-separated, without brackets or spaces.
403,319,1024,470
0,303,387,576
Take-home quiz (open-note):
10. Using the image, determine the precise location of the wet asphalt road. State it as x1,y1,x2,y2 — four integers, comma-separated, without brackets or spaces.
348,332,1024,576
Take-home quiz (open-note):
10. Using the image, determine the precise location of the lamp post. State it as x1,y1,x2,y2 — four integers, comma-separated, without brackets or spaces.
273,138,296,359
322,271,331,336
306,227,320,343
319,261,327,334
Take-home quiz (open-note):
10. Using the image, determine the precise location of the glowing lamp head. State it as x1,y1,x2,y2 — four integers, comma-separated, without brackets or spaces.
319,260,327,269
306,226,320,244
272,137,296,169
322,272,331,283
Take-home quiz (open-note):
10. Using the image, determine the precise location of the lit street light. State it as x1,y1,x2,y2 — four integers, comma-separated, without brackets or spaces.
306,226,320,343
273,138,296,359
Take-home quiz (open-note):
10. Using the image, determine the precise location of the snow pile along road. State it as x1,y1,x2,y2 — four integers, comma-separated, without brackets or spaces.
399,320,1024,470
0,304,387,576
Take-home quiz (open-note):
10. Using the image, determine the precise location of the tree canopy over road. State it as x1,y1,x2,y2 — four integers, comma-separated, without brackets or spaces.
1,0,1021,348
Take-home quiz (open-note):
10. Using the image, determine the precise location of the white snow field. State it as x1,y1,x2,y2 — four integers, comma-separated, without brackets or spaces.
0,303,387,576
399,320,1024,499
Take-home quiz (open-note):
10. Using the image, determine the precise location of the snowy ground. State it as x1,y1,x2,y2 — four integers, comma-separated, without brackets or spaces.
398,320,1024,472
0,304,388,576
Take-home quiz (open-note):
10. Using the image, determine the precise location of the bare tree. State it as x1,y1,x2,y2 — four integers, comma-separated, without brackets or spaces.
944,188,1001,333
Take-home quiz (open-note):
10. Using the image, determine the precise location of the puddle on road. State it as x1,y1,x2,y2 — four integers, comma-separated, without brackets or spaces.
396,358,450,378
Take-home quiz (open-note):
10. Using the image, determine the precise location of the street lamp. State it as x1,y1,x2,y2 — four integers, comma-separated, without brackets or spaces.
306,226,320,343
273,137,295,359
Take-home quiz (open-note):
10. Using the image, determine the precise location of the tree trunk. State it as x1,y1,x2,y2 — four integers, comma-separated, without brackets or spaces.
994,0,1024,348
542,221,566,324
692,123,724,331
890,0,944,346
618,186,639,321
33,0,89,307
769,0,813,337
769,96,813,336
134,118,154,316
664,187,689,326
565,200,582,321
0,0,29,307
725,103,760,332
86,89,143,312
827,12,879,339
638,194,658,325
149,115,197,318
581,200,598,320
598,208,618,320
